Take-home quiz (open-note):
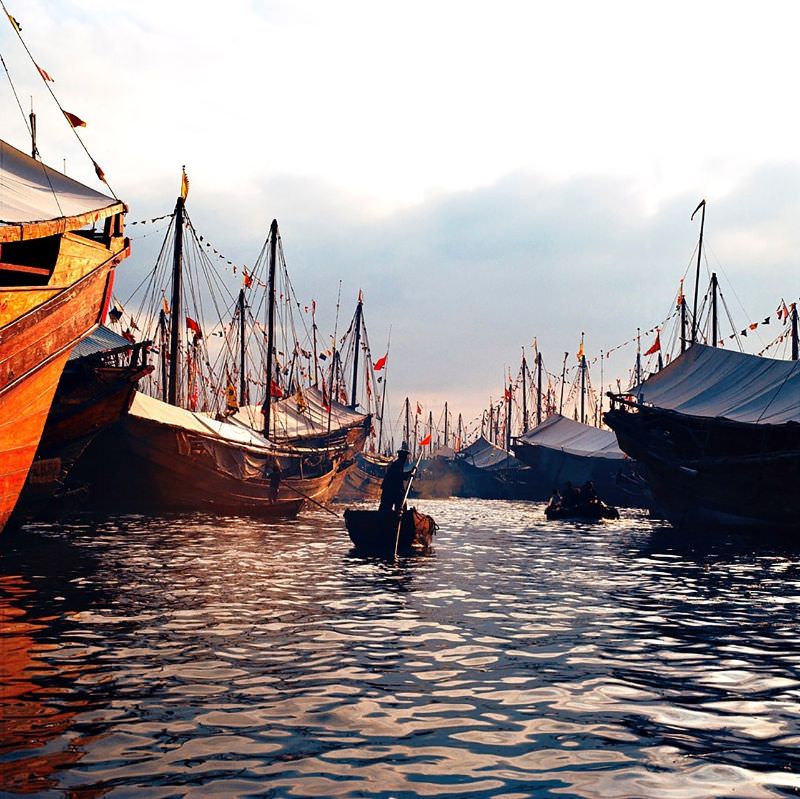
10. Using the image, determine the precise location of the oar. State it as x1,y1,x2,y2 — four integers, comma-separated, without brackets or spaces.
281,481,341,518
393,451,424,560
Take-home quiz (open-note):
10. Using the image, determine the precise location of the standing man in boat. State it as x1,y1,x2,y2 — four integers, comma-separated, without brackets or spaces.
379,442,411,514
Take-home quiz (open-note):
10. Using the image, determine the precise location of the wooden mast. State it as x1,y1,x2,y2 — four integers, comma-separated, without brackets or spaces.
444,401,449,447
559,352,567,415
691,199,706,344
457,413,463,450
404,396,410,446
167,194,185,406
536,351,543,426
428,410,433,454
792,303,799,361
711,272,718,346
262,219,278,437
349,292,363,409
505,382,512,451
158,309,169,402
636,328,642,386
580,354,586,425
238,288,247,404
680,279,688,353
521,349,528,433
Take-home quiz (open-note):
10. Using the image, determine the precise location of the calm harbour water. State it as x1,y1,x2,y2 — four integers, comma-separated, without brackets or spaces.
2,499,800,799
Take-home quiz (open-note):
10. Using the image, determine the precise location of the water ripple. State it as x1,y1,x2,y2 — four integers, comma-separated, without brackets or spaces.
1,499,800,797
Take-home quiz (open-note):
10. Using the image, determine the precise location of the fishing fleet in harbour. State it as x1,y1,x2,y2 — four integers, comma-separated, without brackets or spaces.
1,20,798,549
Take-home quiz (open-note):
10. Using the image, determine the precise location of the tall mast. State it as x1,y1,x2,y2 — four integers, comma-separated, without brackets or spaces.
521,349,528,433
159,309,169,403
238,289,247,404
505,382,512,451
711,272,718,346
691,199,706,344
457,413,463,450
444,401,449,447
29,104,37,159
636,327,642,386
536,350,543,426
404,396,410,445
559,352,567,415
792,304,799,361
349,292,363,409
262,219,278,437
167,194,185,406
377,368,388,453
580,354,586,425
680,279,688,353
428,410,433,454
488,404,494,443
311,302,319,387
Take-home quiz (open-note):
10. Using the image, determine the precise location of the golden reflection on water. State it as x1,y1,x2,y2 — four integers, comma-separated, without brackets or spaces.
1,501,800,798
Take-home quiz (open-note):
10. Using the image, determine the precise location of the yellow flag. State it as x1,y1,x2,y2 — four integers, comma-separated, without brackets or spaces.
6,11,21,32
180,167,189,200
295,386,307,413
577,335,585,361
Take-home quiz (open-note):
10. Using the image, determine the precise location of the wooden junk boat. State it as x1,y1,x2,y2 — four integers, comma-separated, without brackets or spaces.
13,326,151,520
0,140,128,532
344,508,437,557
605,341,800,533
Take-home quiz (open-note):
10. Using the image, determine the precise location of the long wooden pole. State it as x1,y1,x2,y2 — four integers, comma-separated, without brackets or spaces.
238,288,247,404
536,351,543,426
559,352,567,415
393,450,424,560
691,199,706,344
521,349,528,433
792,304,799,361
167,195,184,406
711,272,718,346
263,219,278,436
349,293,363,409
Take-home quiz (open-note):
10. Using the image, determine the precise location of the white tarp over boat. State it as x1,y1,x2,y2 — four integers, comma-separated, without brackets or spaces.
458,436,524,470
0,139,120,226
631,343,800,425
232,386,367,440
130,391,274,449
518,414,625,459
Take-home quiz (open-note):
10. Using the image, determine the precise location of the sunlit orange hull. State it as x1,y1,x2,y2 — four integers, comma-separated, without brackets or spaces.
0,238,127,532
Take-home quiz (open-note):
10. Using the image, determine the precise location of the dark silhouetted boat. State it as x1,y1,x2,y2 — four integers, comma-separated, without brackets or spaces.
344,507,436,557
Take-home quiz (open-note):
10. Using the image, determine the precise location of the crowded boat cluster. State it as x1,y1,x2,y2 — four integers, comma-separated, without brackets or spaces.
1,18,798,541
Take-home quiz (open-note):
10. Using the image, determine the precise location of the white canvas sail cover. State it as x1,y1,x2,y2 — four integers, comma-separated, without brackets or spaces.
518,414,625,459
631,343,800,425
1,139,122,239
232,386,366,440
458,435,524,470
130,391,275,449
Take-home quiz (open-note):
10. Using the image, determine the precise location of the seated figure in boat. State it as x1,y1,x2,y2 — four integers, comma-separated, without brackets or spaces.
379,442,411,514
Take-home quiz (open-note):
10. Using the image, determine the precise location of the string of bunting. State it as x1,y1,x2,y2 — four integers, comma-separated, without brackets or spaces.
127,212,174,226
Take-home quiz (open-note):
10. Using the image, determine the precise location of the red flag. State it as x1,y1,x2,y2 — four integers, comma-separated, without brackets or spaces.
243,269,253,288
36,64,54,82
416,403,422,415
504,388,512,401
644,331,661,356
186,317,202,338
92,160,106,183
321,376,330,411
373,354,387,371
419,434,432,447
270,380,284,398
63,110,86,128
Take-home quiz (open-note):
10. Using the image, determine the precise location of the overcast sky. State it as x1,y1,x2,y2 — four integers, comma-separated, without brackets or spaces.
3,1,799,435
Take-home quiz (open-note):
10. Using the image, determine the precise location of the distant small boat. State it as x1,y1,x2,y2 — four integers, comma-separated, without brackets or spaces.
544,500,619,522
344,508,437,557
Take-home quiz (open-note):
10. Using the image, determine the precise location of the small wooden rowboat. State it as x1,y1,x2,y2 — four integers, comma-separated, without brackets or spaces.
344,508,437,557
545,501,619,522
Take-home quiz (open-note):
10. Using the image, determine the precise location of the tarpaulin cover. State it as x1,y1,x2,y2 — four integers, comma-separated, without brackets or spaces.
69,325,131,360
232,386,366,441
518,414,624,459
458,436,524,470
631,343,800,425
130,391,275,449
0,139,119,226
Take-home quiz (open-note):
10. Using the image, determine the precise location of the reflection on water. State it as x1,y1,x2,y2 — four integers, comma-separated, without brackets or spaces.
2,499,800,798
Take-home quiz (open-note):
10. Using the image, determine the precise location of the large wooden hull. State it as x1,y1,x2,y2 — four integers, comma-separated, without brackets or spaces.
87,414,339,517
606,407,800,532
0,236,125,531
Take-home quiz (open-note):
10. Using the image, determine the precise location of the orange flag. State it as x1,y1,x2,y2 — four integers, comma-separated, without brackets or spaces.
63,110,86,128
419,434,432,447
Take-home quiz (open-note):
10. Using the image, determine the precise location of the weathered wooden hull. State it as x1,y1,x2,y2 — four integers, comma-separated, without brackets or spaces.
336,451,391,501
606,407,800,532
344,508,436,557
0,236,125,531
12,357,151,522
86,414,338,517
